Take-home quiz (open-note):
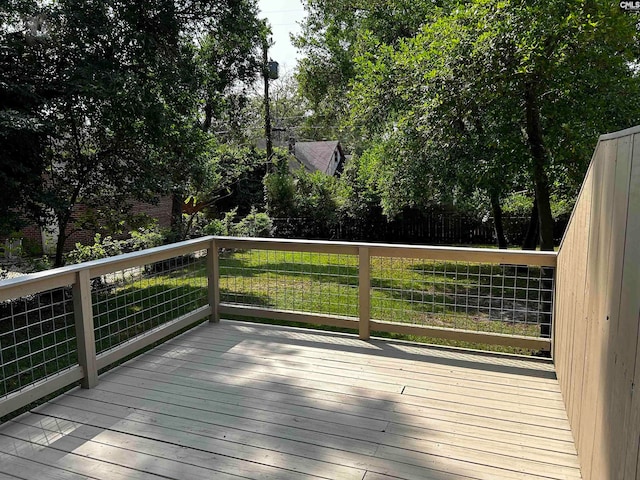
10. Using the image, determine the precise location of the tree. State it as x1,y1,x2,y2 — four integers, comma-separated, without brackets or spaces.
293,0,448,147
234,70,311,146
0,3,49,233
264,149,346,239
180,144,266,240
136,0,264,240
1,0,264,265
348,0,640,249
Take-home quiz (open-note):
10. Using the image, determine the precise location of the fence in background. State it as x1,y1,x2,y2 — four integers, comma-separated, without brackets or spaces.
272,213,569,246
0,236,556,419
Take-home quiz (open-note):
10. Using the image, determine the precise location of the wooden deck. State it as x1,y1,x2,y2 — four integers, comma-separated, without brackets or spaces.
0,320,581,480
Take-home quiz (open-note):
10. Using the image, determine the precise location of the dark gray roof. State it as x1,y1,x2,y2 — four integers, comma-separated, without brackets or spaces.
293,141,340,174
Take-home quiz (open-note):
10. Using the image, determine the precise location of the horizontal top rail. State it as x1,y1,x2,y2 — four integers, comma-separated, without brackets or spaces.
217,237,360,255
0,236,213,302
215,236,557,267
0,235,557,303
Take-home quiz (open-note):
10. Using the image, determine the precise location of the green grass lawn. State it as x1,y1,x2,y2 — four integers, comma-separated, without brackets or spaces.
1,258,208,401
1,248,552,402
219,249,550,338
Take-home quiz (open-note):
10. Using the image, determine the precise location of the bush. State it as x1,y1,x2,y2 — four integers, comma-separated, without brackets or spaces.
203,219,227,236
128,224,165,251
204,208,238,236
264,171,296,218
25,255,53,272
66,223,166,265
232,208,272,238
66,234,125,264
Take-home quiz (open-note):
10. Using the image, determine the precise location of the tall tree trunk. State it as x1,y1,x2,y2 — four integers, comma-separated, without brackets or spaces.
202,101,213,132
489,193,508,249
170,192,184,241
522,194,539,250
524,81,554,344
54,217,69,267
524,82,554,251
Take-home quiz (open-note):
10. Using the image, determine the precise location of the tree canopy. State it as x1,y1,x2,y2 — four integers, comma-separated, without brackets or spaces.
0,0,264,264
4,0,640,258
297,0,640,249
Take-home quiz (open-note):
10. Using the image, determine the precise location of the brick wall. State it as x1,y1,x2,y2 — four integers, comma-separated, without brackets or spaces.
6,196,173,254
130,196,173,230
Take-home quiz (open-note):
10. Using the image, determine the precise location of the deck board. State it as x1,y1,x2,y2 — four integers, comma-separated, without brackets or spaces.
0,320,582,480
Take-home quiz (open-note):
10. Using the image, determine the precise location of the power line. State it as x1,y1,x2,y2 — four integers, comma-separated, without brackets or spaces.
261,9,306,14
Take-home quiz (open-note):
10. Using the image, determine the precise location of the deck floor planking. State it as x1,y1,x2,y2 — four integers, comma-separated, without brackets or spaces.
0,320,582,480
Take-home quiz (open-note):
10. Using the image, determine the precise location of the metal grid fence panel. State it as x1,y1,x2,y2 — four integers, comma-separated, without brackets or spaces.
0,286,76,399
92,251,208,354
370,257,554,338
219,249,359,317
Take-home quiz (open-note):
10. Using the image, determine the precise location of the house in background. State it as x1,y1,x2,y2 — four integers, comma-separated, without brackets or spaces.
6,197,173,255
288,139,346,177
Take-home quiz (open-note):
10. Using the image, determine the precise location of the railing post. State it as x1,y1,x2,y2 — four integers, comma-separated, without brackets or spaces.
72,269,98,388
540,266,554,340
207,238,220,323
359,246,371,340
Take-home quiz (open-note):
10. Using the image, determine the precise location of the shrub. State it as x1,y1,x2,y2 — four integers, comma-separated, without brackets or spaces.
128,224,165,251
25,255,53,272
203,219,227,236
66,234,124,264
232,208,272,238
264,171,296,218
66,223,166,265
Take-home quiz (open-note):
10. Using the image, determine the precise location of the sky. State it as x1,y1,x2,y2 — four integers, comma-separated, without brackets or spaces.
257,0,307,72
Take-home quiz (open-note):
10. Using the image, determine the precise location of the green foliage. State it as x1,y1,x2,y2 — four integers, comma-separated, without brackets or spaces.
293,0,444,145
0,2,47,232
175,145,267,241
66,234,124,264
203,219,228,237
232,208,273,238
204,207,272,238
1,1,264,265
204,145,266,208
20,237,43,257
264,154,297,218
344,0,640,247
501,193,534,217
240,71,313,144
264,156,345,236
25,256,53,273
293,170,344,228
128,224,165,251
66,223,166,264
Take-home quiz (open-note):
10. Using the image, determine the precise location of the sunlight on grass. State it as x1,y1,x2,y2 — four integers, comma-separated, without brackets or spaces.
1,259,209,399
220,249,549,341
2,248,550,399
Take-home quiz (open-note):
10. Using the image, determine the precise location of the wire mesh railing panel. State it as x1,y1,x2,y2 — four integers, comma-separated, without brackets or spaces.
0,286,76,399
370,257,554,338
92,251,208,354
219,249,359,317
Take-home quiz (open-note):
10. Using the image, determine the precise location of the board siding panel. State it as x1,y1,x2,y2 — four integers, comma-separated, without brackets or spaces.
554,127,640,480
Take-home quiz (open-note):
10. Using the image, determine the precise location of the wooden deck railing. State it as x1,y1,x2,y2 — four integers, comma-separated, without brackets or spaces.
214,237,556,350
0,236,556,419
0,237,215,418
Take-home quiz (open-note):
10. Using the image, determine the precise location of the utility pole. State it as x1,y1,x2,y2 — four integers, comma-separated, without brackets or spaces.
263,38,273,168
